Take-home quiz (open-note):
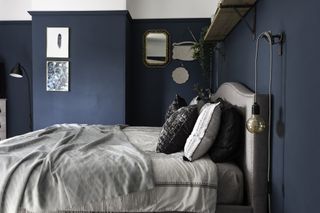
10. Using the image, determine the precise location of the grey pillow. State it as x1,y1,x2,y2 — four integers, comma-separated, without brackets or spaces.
157,105,198,154
165,94,187,120
184,103,221,161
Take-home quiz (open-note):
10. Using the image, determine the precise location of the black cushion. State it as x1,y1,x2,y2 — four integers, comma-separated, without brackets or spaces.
208,100,244,162
157,105,198,154
165,94,187,120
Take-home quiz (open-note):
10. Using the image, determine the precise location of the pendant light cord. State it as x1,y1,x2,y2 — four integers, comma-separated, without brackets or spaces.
254,35,260,103
255,31,273,213
267,36,273,213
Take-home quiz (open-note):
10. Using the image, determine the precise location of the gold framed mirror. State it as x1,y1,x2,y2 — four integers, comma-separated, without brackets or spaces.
143,30,169,67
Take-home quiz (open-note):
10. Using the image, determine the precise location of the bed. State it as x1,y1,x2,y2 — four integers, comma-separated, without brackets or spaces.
0,82,268,213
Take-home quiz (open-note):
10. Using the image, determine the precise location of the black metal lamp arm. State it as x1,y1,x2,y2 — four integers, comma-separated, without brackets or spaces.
19,65,33,131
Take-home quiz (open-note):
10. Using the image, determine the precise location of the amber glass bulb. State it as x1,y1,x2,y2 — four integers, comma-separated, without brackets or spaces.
246,103,266,134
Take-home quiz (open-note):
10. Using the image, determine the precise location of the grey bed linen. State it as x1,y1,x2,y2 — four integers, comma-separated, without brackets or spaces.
216,163,243,204
0,124,154,213
20,126,218,213
125,126,243,205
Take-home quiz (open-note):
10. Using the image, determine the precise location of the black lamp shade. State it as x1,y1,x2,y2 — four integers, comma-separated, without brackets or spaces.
10,63,23,78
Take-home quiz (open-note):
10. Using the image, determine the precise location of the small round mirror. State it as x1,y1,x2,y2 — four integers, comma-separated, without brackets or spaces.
172,67,189,84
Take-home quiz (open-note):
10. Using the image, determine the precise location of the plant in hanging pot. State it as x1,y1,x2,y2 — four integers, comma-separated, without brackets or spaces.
192,26,215,101
192,26,214,80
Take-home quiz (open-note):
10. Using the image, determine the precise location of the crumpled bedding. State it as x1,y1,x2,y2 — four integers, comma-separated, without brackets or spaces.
0,124,154,213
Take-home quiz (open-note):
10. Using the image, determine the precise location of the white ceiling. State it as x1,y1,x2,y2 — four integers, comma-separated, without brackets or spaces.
0,0,218,20
127,0,218,19
0,0,32,20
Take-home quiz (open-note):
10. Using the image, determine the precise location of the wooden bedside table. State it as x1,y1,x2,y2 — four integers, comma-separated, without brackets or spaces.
0,99,7,140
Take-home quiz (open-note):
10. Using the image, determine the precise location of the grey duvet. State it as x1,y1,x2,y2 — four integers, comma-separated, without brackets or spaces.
0,124,154,213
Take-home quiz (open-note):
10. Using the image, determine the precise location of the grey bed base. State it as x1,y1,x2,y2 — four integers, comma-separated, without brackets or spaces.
212,82,268,213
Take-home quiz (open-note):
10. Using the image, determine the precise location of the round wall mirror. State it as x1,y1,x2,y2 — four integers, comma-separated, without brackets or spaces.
144,30,169,67
172,67,189,84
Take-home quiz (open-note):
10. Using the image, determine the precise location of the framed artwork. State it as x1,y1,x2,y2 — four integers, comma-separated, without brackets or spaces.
46,27,69,58
46,61,69,92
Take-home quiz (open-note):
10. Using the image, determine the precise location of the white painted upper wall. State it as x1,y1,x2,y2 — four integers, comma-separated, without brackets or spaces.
0,0,32,20
127,0,218,19
32,0,126,11
0,0,218,20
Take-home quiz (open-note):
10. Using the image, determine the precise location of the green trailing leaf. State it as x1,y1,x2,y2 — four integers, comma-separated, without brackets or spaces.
191,26,216,98
192,26,214,79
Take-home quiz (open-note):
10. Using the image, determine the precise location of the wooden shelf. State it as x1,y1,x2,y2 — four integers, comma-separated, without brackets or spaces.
204,0,256,41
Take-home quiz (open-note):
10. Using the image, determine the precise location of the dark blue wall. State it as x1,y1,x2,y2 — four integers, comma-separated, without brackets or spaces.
215,1,320,213
30,11,129,130
128,19,210,126
0,15,210,135
3,5,319,212
0,21,32,137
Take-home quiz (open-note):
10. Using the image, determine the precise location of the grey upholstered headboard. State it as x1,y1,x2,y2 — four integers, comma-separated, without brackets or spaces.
211,82,268,213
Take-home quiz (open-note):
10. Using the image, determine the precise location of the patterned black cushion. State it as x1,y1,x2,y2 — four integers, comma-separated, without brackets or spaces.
208,99,244,162
165,94,187,121
157,105,198,154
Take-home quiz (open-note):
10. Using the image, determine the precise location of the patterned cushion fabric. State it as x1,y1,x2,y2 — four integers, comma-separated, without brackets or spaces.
157,105,198,154
165,94,187,120
184,102,221,161
208,99,244,162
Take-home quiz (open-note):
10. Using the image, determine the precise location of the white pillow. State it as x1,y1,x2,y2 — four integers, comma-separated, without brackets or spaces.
184,102,221,161
199,102,211,113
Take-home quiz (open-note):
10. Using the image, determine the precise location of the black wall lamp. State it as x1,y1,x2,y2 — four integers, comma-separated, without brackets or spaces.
10,63,33,131
246,31,285,213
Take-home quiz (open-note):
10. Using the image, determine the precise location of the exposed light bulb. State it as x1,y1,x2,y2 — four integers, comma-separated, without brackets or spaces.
246,102,266,134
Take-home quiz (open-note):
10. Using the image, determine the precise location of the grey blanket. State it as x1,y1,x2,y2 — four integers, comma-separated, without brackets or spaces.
0,124,154,213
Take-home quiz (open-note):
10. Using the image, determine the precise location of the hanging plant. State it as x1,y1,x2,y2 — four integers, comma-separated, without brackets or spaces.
193,83,211,102
192,26,214,79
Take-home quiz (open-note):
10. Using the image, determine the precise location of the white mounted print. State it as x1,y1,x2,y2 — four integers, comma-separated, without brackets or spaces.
46,27,69,58
172,41,196,61
46,61,69,92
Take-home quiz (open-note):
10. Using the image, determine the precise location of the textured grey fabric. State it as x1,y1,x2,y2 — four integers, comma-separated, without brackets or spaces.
0,124,154,213
125,126,241,205
211,82,268,213
165,94,187,120
20,126,218,213
216,205,253,213
216,163,243,204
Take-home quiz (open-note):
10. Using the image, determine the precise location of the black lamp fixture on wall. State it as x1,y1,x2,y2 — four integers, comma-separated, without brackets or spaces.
246,31,284,134
10,63,33,131
246,31,284,213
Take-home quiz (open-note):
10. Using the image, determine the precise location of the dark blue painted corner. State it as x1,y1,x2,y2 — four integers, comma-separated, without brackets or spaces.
214,1,320,213
31,12,129,130
1,14,210,135
128,18,211,126
0,21,32,137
